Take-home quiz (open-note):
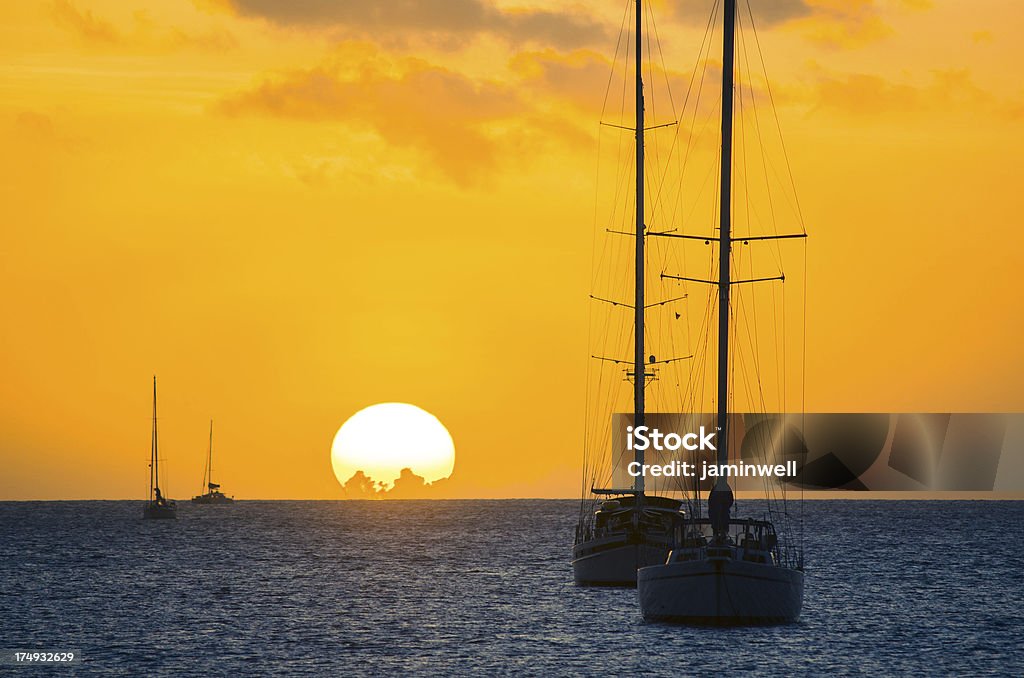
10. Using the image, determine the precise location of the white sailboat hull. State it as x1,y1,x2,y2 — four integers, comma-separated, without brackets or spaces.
638,558,803,624
191,493,233,504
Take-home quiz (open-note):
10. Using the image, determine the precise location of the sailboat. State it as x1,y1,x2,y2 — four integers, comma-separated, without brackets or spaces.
143,376,177,519
637,0,805,624
571,0,689,586
192,420,234,504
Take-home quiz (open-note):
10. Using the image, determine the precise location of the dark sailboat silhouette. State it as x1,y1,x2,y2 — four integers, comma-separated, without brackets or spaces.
192,420,234,504
143,376,177,519
571,0,688,586
637,0,805,624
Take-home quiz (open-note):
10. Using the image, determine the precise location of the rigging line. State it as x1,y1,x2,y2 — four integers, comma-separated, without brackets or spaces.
733,321,763,501
620,5,631,128
741,2,806,540
605,116,633,234
700,140,722,434
594,135,630,291
651,0,716,226
680,132,722,231
782,242,787,431
672,255,713,393
800,238,808,555
589,206,626,493
690,284,716,460
600,0,635,121
584,117,610,451
738,7,784,274
593,280,628,482
586,354,608,493
735,244,785,517
644,0,661,191
642,8,679,285
600,138,632,281
598,243,634,487
734,18,765,414
738,260,765,419
649,1,677,121
771,257,782,413
746,0,806,232
645,123,681,233
601,2,631,240
667,233,692,393
745,22,782,446
738,269,790,530
679,1,719,196
680,0,719,135
670,125,720,502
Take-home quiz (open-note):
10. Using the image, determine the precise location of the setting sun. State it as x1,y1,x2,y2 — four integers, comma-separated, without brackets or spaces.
330,403,456,492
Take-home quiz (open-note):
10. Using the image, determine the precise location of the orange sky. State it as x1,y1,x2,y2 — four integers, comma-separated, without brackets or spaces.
1,1,1023,500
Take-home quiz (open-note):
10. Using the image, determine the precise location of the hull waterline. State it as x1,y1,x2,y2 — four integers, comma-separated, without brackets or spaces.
638,558,803,624
571,540,672,586
143,503,177,520
191,493,234,504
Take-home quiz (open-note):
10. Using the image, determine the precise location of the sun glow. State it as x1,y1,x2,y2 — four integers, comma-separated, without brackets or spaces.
330,403,455,490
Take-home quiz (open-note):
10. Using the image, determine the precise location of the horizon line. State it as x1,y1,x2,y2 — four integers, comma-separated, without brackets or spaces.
2,491,1022,502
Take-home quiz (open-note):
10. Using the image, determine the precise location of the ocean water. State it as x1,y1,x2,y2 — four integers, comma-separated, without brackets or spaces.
1,500,1021,676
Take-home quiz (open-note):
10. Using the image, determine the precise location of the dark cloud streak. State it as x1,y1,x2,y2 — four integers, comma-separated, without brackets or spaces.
667,0,812,28
219,0,609,48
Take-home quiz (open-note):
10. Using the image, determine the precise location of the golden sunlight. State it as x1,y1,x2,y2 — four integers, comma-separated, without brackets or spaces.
330,403,455,490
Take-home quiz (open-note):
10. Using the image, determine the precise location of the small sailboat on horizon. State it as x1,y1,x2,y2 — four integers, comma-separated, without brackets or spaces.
192,419,234,504
144,376,177,520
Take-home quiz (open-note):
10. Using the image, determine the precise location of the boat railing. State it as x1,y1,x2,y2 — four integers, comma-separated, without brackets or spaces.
671,517,802,569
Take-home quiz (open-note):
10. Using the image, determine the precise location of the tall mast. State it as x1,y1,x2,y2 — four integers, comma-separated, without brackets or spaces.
151,375,159,498
632,0,646,494
207,419,214,489
715,0,737,471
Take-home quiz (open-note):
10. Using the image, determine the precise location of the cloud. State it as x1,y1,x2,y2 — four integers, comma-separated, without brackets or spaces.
219,44,520,182
813,69,992,116
669,0,932,49
510,48,727,119
218,42,771,184
213,0,609,49
792,0,893,48
218,43,595,183
668,0,812,27
51,0,120,43
50,1,237,52
510,48,612,110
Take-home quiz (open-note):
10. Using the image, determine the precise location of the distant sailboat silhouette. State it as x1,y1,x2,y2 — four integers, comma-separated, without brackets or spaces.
144,376,177,519
192,420,234,504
